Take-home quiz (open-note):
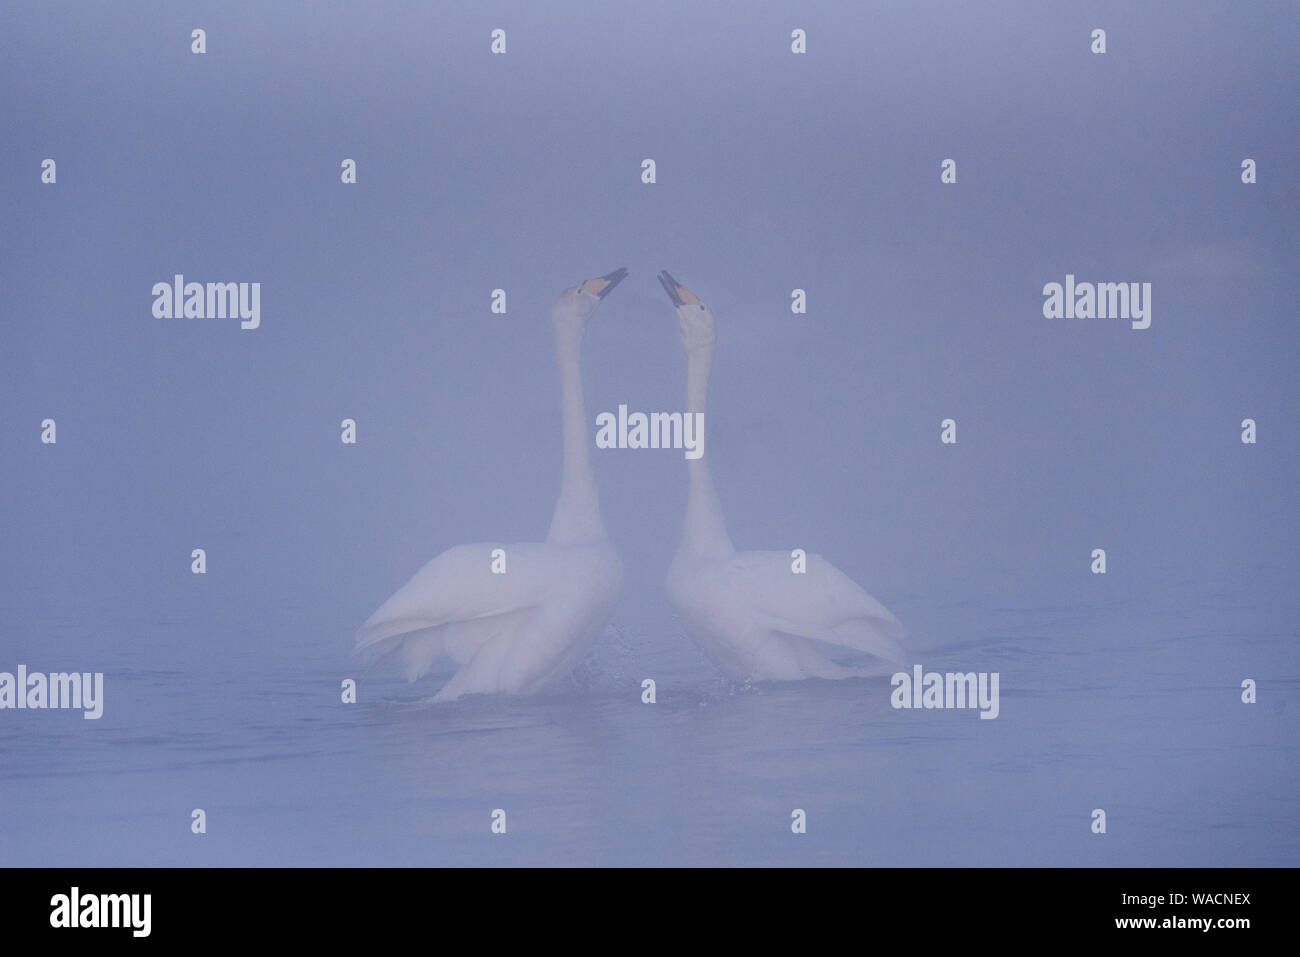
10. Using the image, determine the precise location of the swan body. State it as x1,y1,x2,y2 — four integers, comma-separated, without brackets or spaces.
357,540,620,701
657,270,906,682
667,550,904,681
356,271,626,701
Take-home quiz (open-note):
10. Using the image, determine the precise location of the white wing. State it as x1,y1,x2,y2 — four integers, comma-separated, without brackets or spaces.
695,550,906,670
747,551,905,661
356,542,554,680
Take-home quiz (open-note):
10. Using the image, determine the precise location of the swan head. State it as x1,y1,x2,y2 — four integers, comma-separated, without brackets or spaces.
552,267,628,332
657,270,715,351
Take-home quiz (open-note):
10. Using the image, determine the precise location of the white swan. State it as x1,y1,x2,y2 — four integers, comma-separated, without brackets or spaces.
657,270,907,682
356,270,627,701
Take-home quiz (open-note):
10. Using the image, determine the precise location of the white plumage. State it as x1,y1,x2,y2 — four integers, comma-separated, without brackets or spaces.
657,270,906,682
356,271,627,701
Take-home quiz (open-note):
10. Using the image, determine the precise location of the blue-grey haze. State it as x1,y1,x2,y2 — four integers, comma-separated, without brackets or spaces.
1,1,1297,865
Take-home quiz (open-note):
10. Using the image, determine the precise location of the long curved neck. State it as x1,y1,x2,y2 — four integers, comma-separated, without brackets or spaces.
547,322,607,546
680,342,735,559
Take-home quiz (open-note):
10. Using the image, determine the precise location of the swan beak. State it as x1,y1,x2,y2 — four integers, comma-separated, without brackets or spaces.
657,270,701,307
581,267,629,299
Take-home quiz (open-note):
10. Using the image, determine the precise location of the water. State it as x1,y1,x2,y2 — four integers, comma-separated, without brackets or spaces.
2,562,1294,866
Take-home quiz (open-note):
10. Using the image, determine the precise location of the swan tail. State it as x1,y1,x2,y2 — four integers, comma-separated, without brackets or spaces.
766,615,906,679
357,608,534,686
820,615,908,666
396,626,446,681
355,618,446,678
429,633,513,702
780,635,879,680
356,617,436,659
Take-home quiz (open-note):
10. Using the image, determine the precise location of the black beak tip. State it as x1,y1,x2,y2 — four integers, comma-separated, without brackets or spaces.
597,267,629,298
657,269,683,306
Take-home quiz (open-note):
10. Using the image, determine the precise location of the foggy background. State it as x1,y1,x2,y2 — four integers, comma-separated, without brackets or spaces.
1,1,1296,865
